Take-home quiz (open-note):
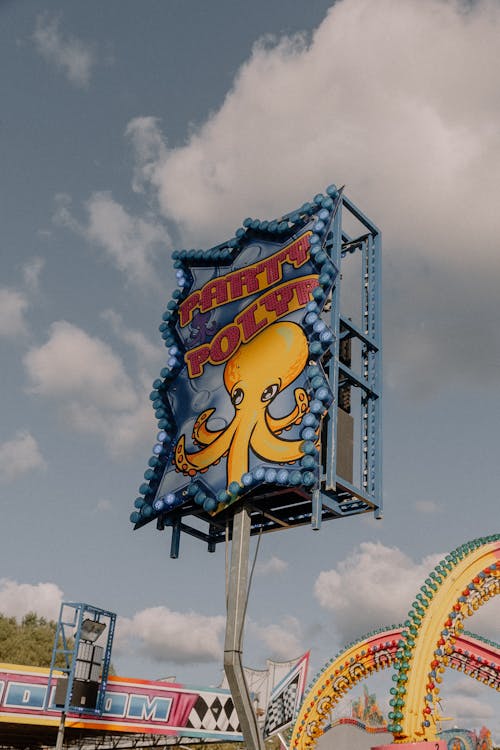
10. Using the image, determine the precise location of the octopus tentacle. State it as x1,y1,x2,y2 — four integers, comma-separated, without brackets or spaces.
192,408,224,446
226,418,257,487
250,418,306,463
175,422,237,476
266,388,309,434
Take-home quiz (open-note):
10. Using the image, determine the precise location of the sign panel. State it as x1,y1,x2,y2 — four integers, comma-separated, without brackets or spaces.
263,652,309,737
131,187,342,530
0,664,242,740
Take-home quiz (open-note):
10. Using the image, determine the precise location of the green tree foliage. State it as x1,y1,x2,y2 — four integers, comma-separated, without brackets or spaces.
0,612,116,674
0,612,68,668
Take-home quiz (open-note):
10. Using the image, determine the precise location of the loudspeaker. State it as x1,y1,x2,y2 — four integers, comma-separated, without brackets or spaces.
54,677,99,709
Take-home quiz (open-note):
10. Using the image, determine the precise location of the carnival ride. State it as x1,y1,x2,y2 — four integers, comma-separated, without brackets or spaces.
0,631,496,750
0,666,242,748
0,537,498,749
290,534,499,748
9,540,492,746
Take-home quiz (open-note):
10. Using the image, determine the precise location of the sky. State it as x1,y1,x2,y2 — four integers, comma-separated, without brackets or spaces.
0,0,499,741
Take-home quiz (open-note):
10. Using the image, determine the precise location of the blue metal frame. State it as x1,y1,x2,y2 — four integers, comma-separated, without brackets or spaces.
44,602,116,715
313,193,382,528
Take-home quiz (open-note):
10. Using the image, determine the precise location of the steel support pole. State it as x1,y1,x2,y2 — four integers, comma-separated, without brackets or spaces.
55,711,66,750
224,506,265,750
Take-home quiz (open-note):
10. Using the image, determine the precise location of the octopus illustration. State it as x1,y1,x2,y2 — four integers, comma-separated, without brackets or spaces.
174,321,310,487
187,310,217,346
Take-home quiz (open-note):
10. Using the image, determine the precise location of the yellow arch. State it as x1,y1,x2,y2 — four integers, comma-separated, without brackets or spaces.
392,535,499,742
290,628,400,750
289,535,499,750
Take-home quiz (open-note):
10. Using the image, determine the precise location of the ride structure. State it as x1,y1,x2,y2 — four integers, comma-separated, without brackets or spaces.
289,534,500,750
130,184,382,750
0,628,496,748
389,534,499,743
1,535,497,748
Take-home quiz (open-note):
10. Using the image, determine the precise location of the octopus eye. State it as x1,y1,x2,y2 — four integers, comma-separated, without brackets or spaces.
231,387,244,406
261,383,279,402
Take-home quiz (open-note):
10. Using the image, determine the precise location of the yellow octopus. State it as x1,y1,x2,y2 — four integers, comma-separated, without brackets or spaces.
174,322,310,487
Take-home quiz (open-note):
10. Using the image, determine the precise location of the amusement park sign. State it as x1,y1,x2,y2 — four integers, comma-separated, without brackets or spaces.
130,185,382,554
0,663,242,739
131,189,342,533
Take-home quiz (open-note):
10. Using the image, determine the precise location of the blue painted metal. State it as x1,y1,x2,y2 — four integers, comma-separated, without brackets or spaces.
131,187,382,553
319,192,382,523
324,187,342,497
44,602,116,716
170,517,181,559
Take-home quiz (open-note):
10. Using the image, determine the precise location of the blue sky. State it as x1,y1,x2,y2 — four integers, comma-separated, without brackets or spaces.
1,0,499,740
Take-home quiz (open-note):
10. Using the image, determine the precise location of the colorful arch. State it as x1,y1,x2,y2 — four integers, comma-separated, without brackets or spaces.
390,534,499,742
290,534,499,750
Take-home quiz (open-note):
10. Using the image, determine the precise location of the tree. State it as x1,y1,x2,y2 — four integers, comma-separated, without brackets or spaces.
0,612,67,668
0,612,116,673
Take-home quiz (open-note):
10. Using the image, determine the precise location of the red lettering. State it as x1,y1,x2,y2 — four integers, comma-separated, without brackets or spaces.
286,234,310,268
227,267,261,299
295,276,319,304
179,291,201,327
210,325,241,364
260,285,295,317
185,345,210,378
257,248,287,285
184,273,319,378
235,303,268,341
182,233,312,321
253,275,318,326
226,270,242,299
200,278,229,312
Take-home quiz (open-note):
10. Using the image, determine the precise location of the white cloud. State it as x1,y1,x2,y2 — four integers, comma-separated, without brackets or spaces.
249,616,304,661
64,397,155,458
0,579,62,622
24,321,137,410
443,675,496,728
129,0,500,393
54,192,170,286
85,192,169,285
0,581,225,666
125,117,168,195
0,265,45,338
314,541,500,646
445,692,495,721
53,192,81,233
0,288,29,337
94,498,113,513
314,542,443,642
33,13,95,88
22,257,45,292
414,500,441,514
101,309,162,367
0,431,46,482
33,13,96,88
146,0,500,258
23,321,155,457
255,556,288,576
115,607,225,664
464,595,499,643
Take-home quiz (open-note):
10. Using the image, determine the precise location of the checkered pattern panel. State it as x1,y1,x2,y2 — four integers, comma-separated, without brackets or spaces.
264,674,300,737
187,693,241,733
